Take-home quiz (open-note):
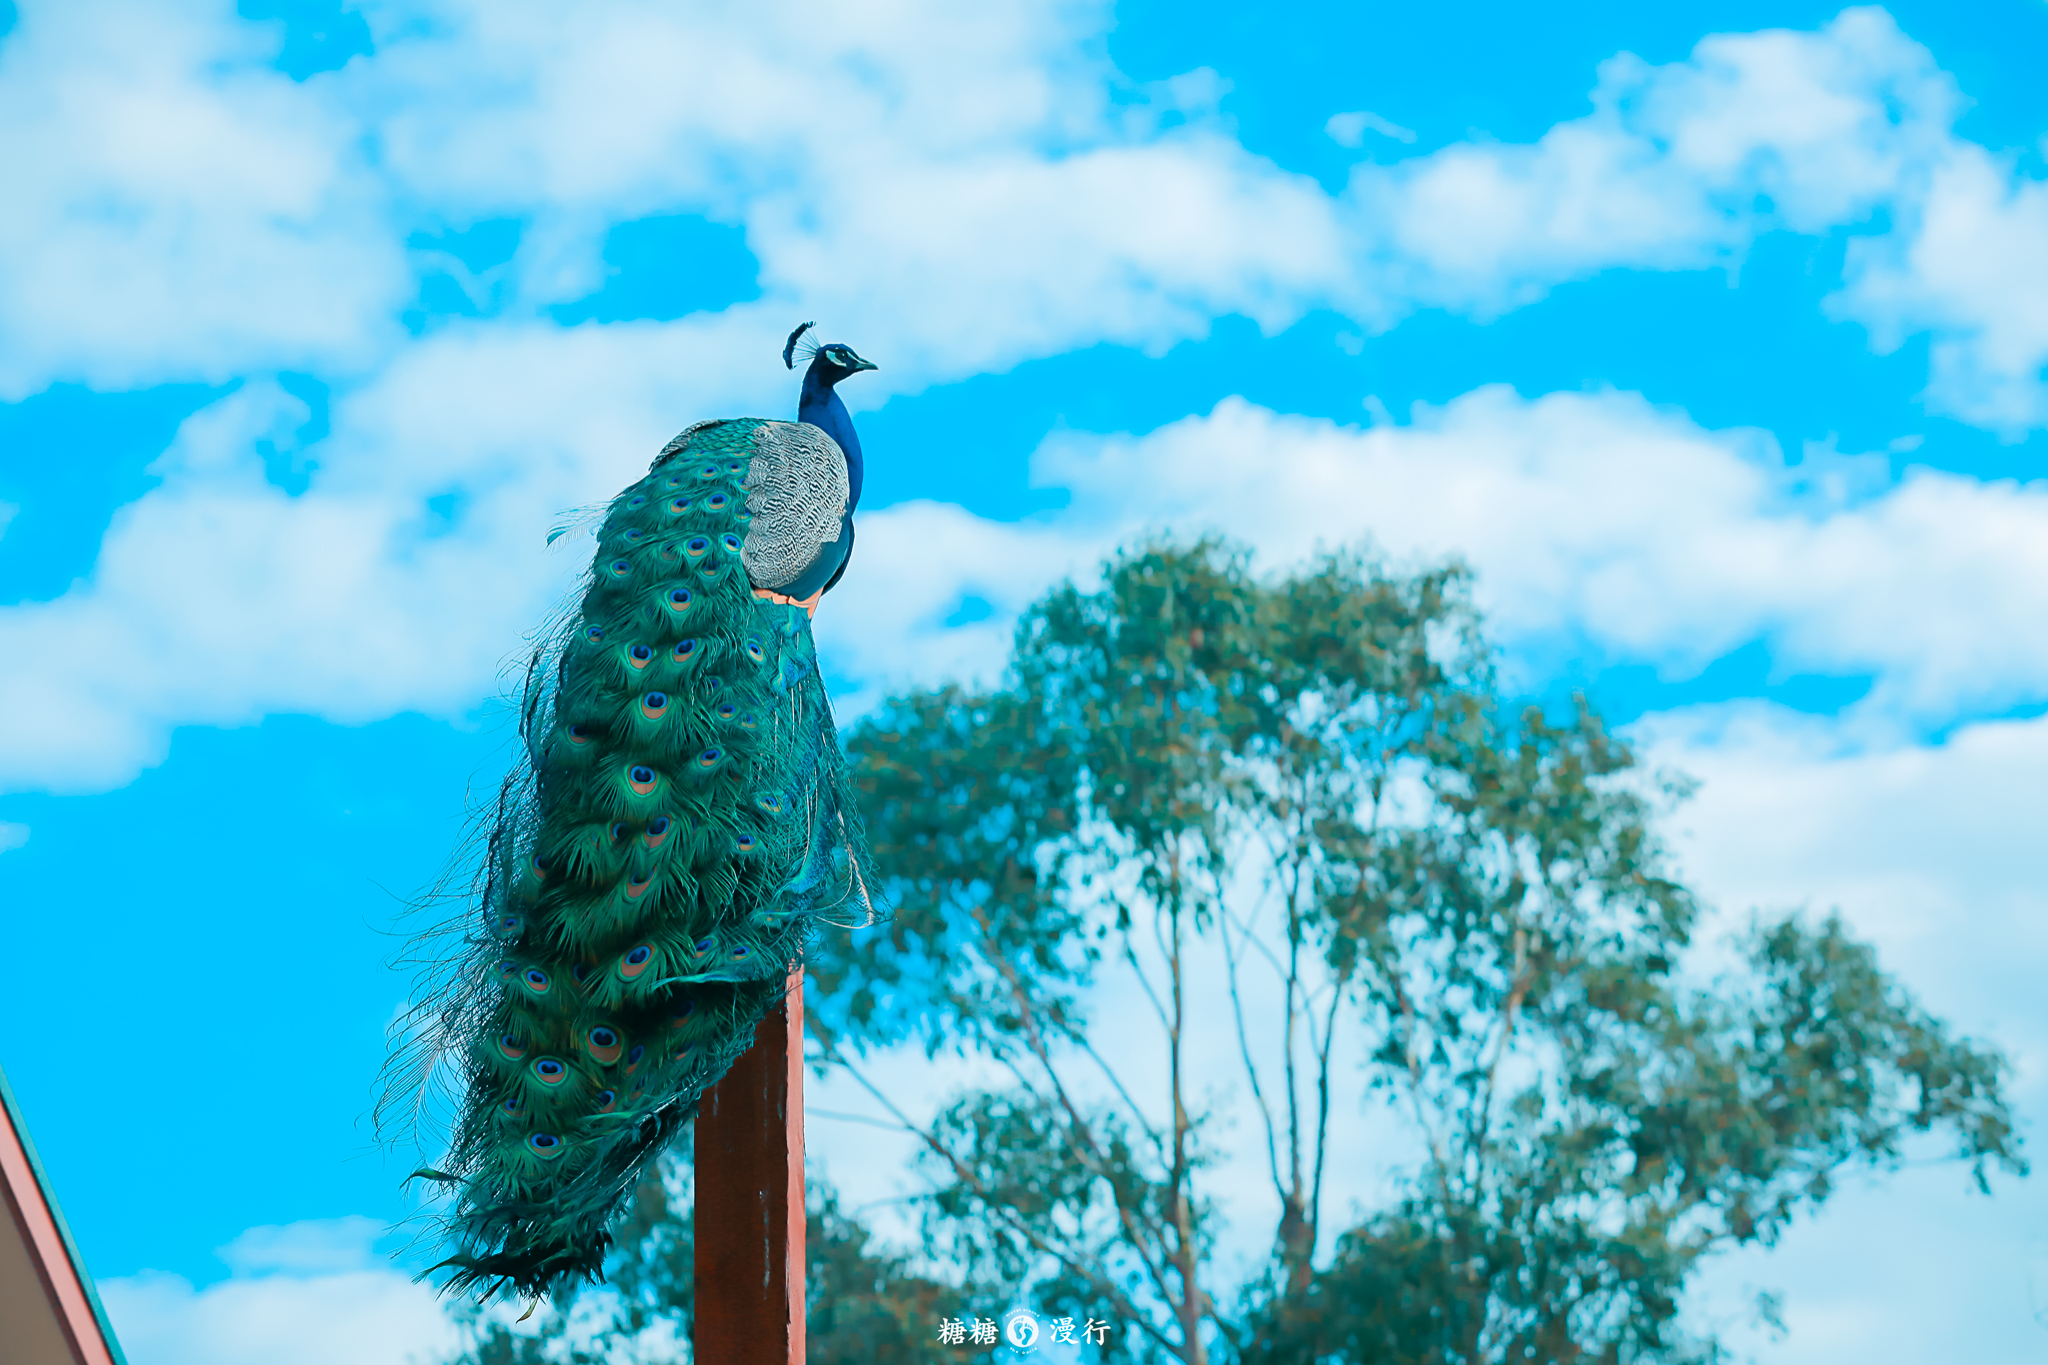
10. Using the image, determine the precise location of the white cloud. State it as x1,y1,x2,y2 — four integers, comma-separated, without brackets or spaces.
1346,8,1960,316
0,0,1346,398
100,1218,459,1365
815,499,1101,712
1023,389,2048,724
1835,141,2048,434
0,2,2043,793
216,1216,393,1276
1638,703,2048,1363
11,379,2048,793
0,377,581,791
2,1,2034,417
1325,110,1416,147
1641,703,2048,1032
0,0,408,398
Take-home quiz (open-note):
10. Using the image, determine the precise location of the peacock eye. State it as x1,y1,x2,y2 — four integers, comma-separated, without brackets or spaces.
631,765,654,784
527,1132,564,1158
626,945,651,966
629,644,652,661
610,821,627,841
667,587,691,608
647,816,670,836
585,626,604,642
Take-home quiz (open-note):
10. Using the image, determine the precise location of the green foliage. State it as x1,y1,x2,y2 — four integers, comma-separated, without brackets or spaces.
808,1185,960,1365
1242,904,2025,1364
813,535,2023,1365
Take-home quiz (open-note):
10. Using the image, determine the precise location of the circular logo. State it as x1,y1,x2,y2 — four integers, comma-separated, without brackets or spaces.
1003,1310,1041,1351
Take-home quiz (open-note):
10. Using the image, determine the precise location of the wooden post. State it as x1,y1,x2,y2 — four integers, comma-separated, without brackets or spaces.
694,971,806,1364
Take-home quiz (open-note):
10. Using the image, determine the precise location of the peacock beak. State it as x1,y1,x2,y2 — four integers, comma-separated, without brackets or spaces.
852,357,878,372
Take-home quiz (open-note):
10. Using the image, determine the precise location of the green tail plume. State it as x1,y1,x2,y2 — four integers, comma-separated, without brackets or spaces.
385,419,872,1303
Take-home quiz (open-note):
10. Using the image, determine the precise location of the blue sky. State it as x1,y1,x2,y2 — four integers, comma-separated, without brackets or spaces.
2,2,2046,1361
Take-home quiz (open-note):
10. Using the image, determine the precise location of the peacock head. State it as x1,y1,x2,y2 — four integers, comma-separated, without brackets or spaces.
783,321,878,386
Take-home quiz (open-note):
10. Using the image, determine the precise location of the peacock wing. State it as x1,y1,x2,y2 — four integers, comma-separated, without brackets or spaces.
739,419,850,597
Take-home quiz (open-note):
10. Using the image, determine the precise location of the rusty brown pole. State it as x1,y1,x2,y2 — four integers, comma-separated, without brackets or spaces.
694,970,806,1364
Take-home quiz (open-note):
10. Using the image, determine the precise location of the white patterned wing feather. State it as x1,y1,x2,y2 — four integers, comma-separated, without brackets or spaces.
742,421,850,592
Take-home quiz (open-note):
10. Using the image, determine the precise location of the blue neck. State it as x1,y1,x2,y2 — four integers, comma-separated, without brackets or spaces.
798,368,864,511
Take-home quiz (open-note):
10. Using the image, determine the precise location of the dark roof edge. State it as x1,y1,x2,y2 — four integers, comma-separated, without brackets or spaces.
0,1061,129,1365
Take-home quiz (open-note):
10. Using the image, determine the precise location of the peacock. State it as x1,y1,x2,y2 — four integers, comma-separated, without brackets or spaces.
385,323,879,1304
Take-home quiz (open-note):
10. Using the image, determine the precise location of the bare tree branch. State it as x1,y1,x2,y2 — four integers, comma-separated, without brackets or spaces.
817,1036,1185,1358
1219,868,1286,1200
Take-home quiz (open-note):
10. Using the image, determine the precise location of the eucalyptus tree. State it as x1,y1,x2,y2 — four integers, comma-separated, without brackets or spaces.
811,536,2022,1364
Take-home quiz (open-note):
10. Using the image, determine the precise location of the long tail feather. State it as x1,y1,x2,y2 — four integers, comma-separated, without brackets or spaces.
381,418,872,1302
